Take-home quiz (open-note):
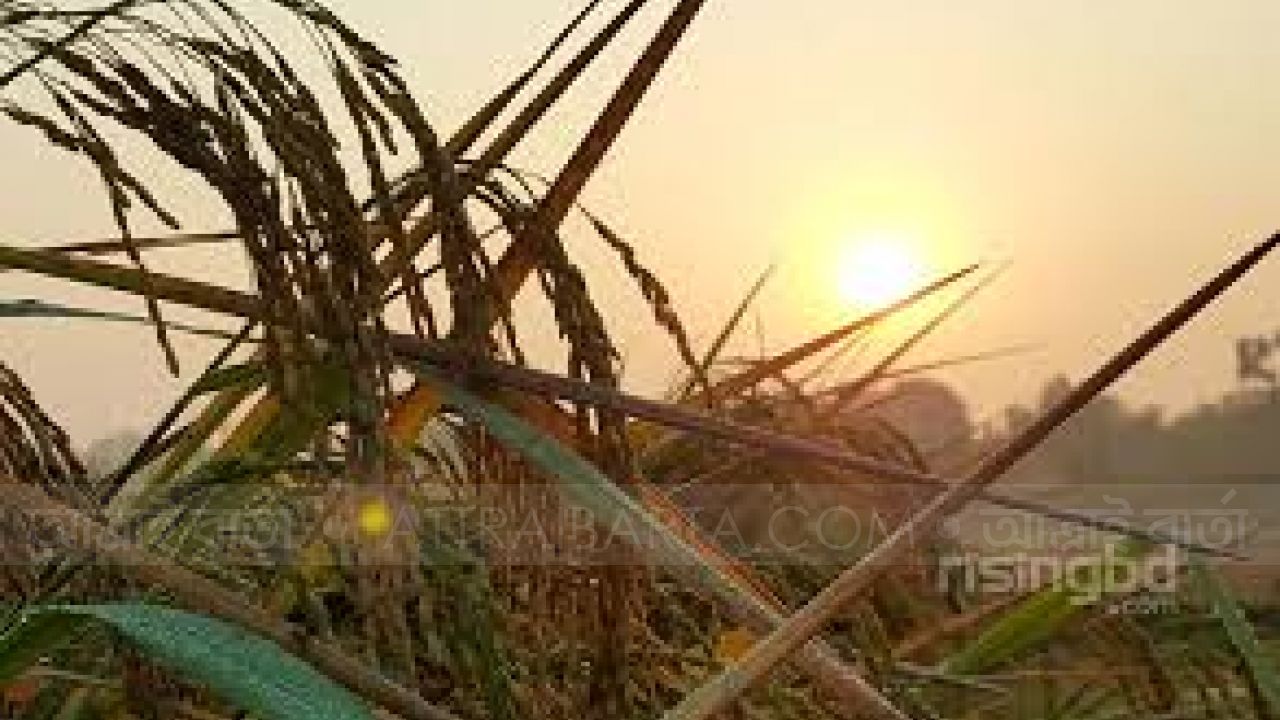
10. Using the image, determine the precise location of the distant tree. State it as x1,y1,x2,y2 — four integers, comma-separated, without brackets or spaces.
1001,374,1128,483
1000,373,1280,485
1237,333,1280,386
873,379,974,460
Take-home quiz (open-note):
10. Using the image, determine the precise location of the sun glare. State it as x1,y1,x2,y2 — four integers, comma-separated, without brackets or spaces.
837,234,926,309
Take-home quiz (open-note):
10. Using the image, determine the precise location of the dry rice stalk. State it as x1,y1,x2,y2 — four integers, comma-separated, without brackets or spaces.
663,232,1280,720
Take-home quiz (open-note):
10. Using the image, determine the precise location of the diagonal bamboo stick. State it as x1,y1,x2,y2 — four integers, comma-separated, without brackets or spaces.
443,381,907,718
633,479,912,718
661,231,1280,720
462,385,904,718
0,243,1238,557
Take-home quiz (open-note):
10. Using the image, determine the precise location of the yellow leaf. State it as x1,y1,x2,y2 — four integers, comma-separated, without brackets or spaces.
387,382,443,449
626,419,663,450
297,540,336,586
714,627,757,664
215,393,280,459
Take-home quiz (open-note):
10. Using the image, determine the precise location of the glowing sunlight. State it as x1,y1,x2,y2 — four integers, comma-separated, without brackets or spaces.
836,233,927,309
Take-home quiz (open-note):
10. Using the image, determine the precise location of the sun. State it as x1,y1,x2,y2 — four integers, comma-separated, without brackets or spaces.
836,234,926,309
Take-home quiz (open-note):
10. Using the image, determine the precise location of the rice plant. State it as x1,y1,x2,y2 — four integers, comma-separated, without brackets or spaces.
0,2,1277,719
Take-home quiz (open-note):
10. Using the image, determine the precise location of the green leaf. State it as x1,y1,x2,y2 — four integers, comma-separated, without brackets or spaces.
420,541,515,720
0,612,90,681
0,298,237,340
52,686,94,720
423,373,751,603
235,358,353,465
189,361,267,395
942,540,1151,676
1189,555,1280,715
0,605,374,720
941,583,1080,676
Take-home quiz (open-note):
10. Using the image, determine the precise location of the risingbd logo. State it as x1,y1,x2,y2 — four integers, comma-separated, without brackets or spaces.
940,543,1180,608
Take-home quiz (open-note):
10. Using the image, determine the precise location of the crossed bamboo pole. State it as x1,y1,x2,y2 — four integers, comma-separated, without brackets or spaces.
4,2,1275,718
662,232,1280,720
2,233,1271,720
8,1,886,717
0,243,1243,560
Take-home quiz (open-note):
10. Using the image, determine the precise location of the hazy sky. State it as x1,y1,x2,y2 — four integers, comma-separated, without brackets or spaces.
3,0,1279,443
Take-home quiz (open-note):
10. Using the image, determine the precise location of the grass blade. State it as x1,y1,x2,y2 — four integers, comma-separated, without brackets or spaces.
682,265,978,407
1,605,374,720
822,267,1000,415
675,263,776,402
379,0,649,283
1188,555,1280,715
0,298,238,340
0,477,461,720
446,0,605,157
941,541,1149,675
428,374,908,719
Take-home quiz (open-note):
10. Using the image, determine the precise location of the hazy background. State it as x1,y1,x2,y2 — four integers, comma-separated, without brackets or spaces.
2,0,1279,443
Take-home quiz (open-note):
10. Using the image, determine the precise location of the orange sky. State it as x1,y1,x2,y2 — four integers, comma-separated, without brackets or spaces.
2,0,1279,441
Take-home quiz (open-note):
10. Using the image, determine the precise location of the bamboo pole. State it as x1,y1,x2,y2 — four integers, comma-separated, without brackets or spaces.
662,232,1280,720
444,382,907,719
0,243,1239,557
